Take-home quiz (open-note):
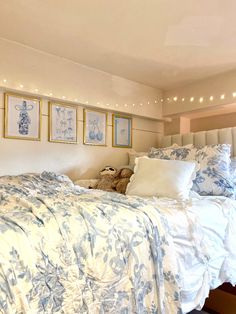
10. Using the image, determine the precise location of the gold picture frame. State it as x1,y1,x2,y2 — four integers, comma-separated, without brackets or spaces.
112,114,132,148
48,102,78,144
83,109,107,146
4,92,41,141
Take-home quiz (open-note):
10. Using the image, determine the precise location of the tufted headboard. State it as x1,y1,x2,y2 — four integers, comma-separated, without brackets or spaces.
161,127,236,157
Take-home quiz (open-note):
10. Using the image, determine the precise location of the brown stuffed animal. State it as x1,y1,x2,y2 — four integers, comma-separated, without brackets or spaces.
94,166,117,192
112,167,133,194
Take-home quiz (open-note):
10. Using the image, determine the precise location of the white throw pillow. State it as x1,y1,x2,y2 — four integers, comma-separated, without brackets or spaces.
126,157,197,199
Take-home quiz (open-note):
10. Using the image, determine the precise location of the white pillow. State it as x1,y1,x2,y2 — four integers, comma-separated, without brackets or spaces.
126,157,197,199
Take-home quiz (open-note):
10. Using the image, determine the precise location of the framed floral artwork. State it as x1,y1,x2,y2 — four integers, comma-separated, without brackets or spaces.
112,114,132,148
49,102,77,144
83,109,107,146
4,93,41,141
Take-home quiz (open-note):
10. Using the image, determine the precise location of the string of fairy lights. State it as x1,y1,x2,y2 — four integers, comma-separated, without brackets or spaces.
1,78,236,108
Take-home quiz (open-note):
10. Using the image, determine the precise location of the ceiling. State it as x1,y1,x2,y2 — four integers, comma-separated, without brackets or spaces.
1,0,236,90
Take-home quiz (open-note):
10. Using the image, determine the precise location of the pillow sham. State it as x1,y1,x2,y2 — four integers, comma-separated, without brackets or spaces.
126,157,197,199
192,144,235,198
230,157,236,184
148,144,195,161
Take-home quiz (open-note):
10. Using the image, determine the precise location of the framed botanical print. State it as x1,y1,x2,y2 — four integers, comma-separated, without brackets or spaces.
4,93,41,141
49,102,77,144
112,114,132,148
83,109,107,146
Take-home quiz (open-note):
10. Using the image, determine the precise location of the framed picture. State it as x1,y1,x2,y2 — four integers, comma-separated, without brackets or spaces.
4,93,41,141
112,114,132,148
49,102,77,144
83,109,107,146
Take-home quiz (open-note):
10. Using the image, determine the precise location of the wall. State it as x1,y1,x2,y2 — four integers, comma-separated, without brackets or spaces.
0,91,162,180
164,117,190,135
0,38,163,179
163,69,236,116
0,37,162,120
191,112,236,132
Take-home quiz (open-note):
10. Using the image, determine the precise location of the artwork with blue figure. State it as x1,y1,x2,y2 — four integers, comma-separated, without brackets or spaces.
51,104,77,142
89,117,103,141
15,100,33,135
84,110,106,145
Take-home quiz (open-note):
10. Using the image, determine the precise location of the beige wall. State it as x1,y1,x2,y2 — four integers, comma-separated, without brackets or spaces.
163,112,236,135
0,38,163,179
191,112,236,132
163,69,236,116
0,38,162,120
0,91,162,180
164,117,190,135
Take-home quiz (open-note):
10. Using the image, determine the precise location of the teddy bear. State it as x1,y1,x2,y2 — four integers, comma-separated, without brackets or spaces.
112,167,133,194
94,166,117,192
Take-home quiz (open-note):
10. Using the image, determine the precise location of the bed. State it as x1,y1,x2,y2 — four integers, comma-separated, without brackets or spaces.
0,169,236,314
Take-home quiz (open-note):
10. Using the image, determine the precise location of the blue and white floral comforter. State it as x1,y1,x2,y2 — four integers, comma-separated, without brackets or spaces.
0,172,182,314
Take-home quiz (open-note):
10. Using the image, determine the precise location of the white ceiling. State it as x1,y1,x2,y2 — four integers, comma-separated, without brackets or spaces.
1,0,236,90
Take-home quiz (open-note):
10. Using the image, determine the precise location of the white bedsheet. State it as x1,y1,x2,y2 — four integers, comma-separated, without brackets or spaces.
155,192,236,313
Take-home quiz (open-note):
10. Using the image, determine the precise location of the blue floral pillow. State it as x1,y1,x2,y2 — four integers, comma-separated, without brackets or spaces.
192,144,235,198
148,144,195,161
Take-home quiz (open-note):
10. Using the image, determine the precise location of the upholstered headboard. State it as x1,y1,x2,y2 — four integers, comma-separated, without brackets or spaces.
161,127,236,157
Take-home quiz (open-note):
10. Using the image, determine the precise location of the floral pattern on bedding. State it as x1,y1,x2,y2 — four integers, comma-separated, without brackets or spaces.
149,144,235,198
148,145,194,161
192,144,235,198
0,172,182,314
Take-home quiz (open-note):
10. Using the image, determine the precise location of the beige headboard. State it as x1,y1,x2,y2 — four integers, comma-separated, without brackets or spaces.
161,127,236,157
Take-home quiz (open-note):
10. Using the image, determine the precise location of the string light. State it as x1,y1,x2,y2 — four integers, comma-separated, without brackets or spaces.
220,94,225,100
132,103,135,107
155,100,157,103
74,98,78,102
182,98,185,102
190,97,194,102
97,102,100,105
34,88,39,92
115,104,119,107
161,99,164,102
140,103,143,106
147,101,150,104
49,93,53,96
233,92,236,98
209,96,214,101
173,96,178,101
19,84,24,88
199,97,203,103
3,79,7,83
106,103,110,106
62,96,66,99
124,103,127,107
